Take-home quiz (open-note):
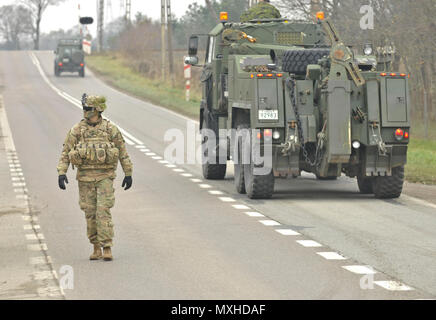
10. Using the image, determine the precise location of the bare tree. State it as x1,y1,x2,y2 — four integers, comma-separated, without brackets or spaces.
0,5,33,50
20,0,65,50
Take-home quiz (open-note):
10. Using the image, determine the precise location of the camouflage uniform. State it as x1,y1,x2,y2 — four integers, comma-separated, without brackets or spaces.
240,1,282,22
57,96,132,249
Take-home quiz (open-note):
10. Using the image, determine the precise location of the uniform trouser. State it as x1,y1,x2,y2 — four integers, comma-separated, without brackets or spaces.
78,178,115,247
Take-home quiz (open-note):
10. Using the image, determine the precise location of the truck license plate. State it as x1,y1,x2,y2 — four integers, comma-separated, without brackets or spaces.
258,110,278,120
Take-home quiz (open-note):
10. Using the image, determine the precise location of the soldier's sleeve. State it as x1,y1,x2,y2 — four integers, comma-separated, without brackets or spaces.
57,127,78,176
110,124,133,176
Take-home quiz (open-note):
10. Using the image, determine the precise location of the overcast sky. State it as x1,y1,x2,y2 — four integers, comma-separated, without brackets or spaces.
0,0,201,36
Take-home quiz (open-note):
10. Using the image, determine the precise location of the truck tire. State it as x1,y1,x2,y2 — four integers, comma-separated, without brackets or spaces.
357,176,374,194
201,119,226,180
79,68,85,78
55,66,60,77
282,49,330,74
243,131,274,199
373,166,404,199
234,125,247,194
244,162,275,199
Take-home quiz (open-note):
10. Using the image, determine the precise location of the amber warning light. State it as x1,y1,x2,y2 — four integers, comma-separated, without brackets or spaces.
316,11,325,20
220,12,228,22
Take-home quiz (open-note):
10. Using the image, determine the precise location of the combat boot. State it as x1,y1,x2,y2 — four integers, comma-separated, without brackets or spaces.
103,247,113,261
90,244,102,260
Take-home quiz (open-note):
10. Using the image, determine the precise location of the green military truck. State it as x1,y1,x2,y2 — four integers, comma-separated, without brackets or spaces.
185,14,410,199
54,39,85,77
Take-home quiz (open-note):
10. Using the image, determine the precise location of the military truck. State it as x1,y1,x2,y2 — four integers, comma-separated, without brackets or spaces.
54,39,85,77
185,13,410,199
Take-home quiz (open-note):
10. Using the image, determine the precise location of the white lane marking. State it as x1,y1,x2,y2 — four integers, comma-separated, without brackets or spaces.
11,177,25,181
27,243,48,251
146,153,156,156
245,211,265,217
37,286,63,297
218,197,236,203
259,220,281,226
22,215,38,222
16,194,29,200
14,188,28,193
199,184,212,189
25,233,45,240
29,52,139,146
190,179,202,183
166,164,177,168
374,281,414,291
275,229,300,236
181,173,193,177
24,224,40,230
173,169,185,173
208,190,224,195
317,252,347,260
10,172,24,176
342,265,377,274
135,145,145,149
159,160,169,164
30,256,52,265
296,240,323,247
232,204,250,210
13,182,26,187
141,149,150,152
152,156,163,160
10,168,22,172
34,271,55,281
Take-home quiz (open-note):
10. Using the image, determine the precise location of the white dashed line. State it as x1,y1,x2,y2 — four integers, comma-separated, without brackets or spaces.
22,215,38,222
33,271,55,280
159,160,169,164
166,164,177,168
374,281,414,291
30,256,52,265
25,233,45,241
190,179,202,183
245,211,265,217
219,197,236,202
259,220,280,226
181,173,193,177
232,204,250,210
23,224,40,230
296,240,323,247
317,252,347,260
13,182,26,187
141,149,150,152
16,194,29,200
146,153,156,156
208,190,224,195
275,229,300,236
342,265,377,274
152,156,163,160
199,184,212,189
173,169,184,172
27,243,48,251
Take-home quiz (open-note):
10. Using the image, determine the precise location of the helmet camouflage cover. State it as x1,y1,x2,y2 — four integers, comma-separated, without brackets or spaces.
82,94,107,112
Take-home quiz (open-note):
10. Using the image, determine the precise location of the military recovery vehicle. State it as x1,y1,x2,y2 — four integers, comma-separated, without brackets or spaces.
54,39,85,77
185,12,410,199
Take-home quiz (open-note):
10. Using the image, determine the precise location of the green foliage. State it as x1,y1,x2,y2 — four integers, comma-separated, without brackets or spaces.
406,138,436,184
86,54,200,119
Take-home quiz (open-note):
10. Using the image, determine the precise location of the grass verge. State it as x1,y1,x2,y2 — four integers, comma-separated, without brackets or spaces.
405,138,436,184
86,54,435,185
86,54,200,119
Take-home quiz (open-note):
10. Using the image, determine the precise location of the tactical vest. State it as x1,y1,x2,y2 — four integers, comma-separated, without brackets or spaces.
68,120,119,170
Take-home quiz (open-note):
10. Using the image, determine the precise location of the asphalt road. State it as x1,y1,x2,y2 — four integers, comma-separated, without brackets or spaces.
0,50,435,299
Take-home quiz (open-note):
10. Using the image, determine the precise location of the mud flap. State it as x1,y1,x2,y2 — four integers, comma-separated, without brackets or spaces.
327,80,351,163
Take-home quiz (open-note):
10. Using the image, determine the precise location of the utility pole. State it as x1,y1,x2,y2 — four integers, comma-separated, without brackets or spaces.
97,0,104,52
125,0,131,24
161,0,166,81
167,0,175,86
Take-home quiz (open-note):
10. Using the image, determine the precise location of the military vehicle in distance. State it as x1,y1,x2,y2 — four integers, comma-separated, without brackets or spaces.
54,39,85,77
185,12,411,199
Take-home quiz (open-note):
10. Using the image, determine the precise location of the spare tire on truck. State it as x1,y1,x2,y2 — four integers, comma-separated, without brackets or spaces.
282,48,330,74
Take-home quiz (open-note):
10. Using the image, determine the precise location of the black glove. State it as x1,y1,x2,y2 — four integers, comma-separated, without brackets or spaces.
58,175,68,190
122,176,132,190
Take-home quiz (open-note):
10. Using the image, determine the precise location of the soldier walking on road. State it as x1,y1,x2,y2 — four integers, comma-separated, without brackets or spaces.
57,94,133,261
240,0,281,22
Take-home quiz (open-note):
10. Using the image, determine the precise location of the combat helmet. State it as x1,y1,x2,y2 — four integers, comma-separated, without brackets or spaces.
81,93,107,112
